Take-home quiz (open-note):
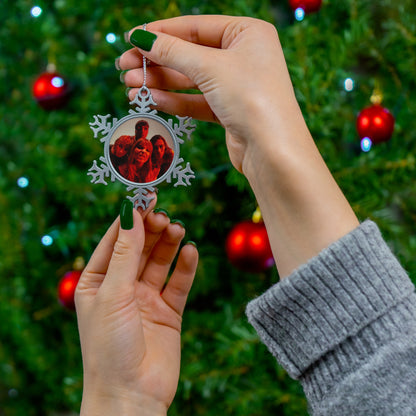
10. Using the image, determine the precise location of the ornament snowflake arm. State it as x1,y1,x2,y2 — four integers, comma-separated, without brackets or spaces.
87,157,115,185
167,159,195,187
168,116,196,144
89,114,117,141
125,185,156,211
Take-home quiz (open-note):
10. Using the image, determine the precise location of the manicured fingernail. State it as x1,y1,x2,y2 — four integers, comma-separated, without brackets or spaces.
186,241,197,248
125,87,132,97
154,208,169,217
120,200,134,230
171,219,185,228
119,70,127,83
130,29,157,52
124,31,130,43
115,56,121,70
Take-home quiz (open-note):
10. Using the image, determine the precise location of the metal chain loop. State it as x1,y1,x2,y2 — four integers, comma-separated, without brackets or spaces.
142,23,147,87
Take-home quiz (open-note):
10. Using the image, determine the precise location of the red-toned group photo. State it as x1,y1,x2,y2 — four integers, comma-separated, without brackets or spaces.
109,118,174,183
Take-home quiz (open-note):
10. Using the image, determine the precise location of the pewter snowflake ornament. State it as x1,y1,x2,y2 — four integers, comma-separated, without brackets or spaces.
88,86,196,209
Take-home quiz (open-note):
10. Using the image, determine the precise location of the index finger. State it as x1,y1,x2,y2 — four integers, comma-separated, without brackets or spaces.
134,15,242,48
118,15,237,71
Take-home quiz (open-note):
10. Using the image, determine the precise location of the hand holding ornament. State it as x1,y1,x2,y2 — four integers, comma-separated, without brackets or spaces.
75,200,198,416
118,15,358,278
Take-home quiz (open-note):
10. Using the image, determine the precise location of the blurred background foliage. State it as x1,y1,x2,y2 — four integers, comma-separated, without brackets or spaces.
0,0,415,414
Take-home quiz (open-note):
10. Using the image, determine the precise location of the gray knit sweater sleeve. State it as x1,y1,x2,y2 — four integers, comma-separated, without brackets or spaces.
246,220,416,415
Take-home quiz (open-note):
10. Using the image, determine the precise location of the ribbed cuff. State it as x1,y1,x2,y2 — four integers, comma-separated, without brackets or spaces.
246,220,415,382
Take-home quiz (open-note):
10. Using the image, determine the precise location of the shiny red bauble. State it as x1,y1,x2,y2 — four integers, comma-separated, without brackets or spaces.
32,71,70,110
289,0,322,13
226,221,275,273
57,270,82,310
356,104,395,144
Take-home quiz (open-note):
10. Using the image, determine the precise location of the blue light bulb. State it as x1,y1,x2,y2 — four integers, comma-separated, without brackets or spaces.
41,235,54,246
295,7,305,21
17,177,29,188
361,137,372,152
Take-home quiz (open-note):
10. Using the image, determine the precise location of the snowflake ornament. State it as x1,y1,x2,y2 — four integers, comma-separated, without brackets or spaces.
88,86,196,209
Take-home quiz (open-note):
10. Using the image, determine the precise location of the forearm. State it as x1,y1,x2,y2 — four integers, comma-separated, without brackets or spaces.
242,98,359,278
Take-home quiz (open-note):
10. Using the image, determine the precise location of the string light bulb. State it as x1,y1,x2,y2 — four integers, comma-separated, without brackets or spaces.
41,235,54,246
106,33,117,44
30,6,42,17
344,78,354,92
17,177,29,188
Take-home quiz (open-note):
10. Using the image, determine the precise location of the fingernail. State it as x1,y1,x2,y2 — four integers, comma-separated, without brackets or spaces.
125,87,132,97
120,200,134,230
115,56,121,70
130,29,157,52
119,70,127,83
186,240,197,248
171,219,185,228
154,208,169,217
123,31,130,43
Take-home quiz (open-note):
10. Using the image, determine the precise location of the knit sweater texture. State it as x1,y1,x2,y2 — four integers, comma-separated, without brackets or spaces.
246,220,416,415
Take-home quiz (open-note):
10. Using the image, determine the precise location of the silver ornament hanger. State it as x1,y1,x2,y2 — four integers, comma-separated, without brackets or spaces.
88,24,196,209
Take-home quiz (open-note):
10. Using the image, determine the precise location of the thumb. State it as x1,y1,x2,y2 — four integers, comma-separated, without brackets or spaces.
101,201,145,292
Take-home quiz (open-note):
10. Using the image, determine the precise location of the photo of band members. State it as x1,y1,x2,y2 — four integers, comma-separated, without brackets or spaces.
109,119,174,184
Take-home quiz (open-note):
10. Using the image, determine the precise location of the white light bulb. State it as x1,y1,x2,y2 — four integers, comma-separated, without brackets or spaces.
31,6,42,17
106,33,117,44
344,77,354,92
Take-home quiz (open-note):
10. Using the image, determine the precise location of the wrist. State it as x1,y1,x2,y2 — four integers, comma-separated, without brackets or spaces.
241,99,359,278
80,387,168,416
241,96,310,182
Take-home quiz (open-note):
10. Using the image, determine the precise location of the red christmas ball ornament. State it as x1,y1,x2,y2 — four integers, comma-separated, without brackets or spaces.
226,220,275,273
289,0,322,14
32,71,70,110
356,104,395,144
57,270,82,310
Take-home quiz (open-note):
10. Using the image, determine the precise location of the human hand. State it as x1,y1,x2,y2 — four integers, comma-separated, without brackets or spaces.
75,201,198,415
118,15,304,174
118,16,358,279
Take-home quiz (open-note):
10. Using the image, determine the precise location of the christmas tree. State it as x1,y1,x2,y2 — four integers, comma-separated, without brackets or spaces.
1,0,415,414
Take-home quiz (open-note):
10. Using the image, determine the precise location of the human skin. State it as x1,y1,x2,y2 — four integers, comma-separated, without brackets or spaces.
120,15,359,278
112,136,131,157
76,200,198,416
79,14,359,415
153,138,165,160
136,123,149,139
132,143,151,166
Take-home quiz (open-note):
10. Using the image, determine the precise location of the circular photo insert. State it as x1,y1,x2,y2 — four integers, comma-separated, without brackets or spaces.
109,117,175,184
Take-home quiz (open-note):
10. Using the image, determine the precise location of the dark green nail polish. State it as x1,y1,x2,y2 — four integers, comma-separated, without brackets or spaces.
119,70,127,83
186,240,197,248
120,200,134,230
125,87,132,97
130,29,157,52
171,219,185,228
115,56,121,70
154,208,169,217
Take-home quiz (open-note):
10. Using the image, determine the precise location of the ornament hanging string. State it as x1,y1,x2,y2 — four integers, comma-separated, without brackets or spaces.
140,23,149,96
